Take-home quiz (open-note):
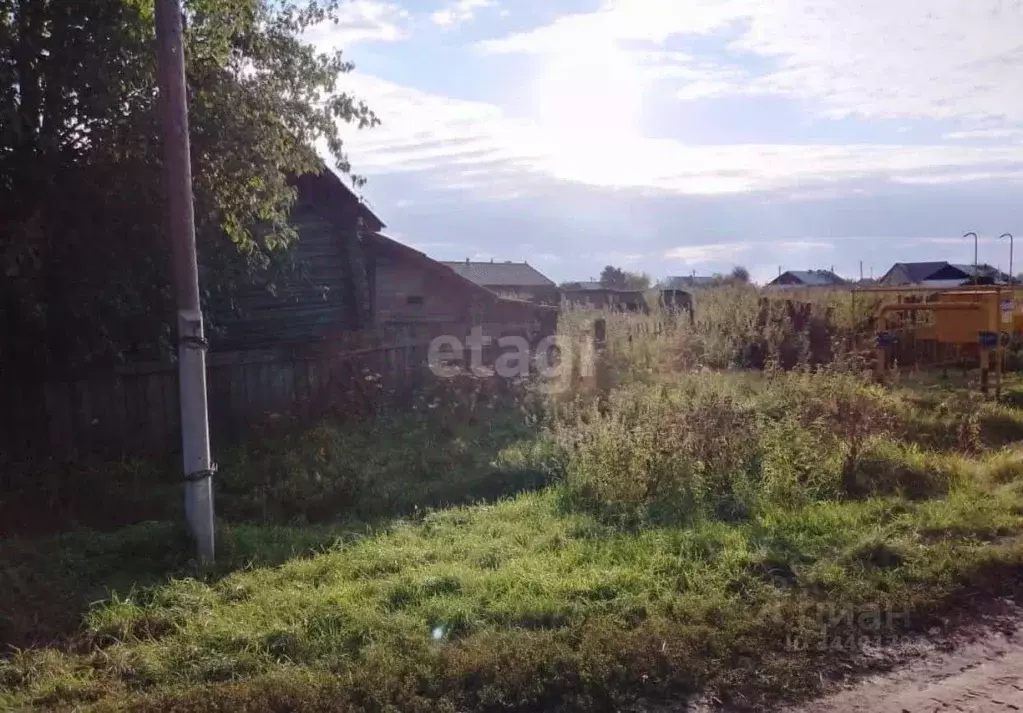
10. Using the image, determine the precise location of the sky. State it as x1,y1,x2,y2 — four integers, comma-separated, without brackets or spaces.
317,0,1023,284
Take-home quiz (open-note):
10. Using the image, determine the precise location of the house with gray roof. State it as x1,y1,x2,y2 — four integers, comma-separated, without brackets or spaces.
766,269,847,289
441,259,558,304
878,262,1008,287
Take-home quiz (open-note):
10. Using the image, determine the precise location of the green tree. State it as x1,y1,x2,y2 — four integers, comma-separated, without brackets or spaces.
731,266,751,284
623,271,651,290
0,0,377,373
600,265,650,290
599,265,627,288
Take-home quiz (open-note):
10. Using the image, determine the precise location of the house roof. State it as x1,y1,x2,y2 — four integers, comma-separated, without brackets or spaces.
292,168,385,233
440,261,556,288
889,262,956,283
951,263,1006,278
771,269,847,287
765,269,845,288
883,262,1007,285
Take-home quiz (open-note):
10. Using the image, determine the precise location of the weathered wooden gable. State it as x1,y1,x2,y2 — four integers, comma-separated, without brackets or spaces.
211,171,379,351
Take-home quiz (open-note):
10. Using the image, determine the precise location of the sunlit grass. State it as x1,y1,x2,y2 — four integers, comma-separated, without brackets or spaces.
5,467,1023,710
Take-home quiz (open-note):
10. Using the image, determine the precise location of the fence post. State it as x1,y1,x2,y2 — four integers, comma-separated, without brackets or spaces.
593,318,610,414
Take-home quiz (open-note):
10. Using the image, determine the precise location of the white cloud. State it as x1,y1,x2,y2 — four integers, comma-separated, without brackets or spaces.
431,0,495,27
478,0,1023,123
344,77,1023,196
605,252,647,266
664,243,751,263
305,0,409,47
914,236,1001,246
778,240,833,250
943,128,1023,141
891,170,1023,186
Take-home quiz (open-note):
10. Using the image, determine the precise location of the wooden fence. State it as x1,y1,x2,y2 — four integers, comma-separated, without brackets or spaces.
1,318,554,459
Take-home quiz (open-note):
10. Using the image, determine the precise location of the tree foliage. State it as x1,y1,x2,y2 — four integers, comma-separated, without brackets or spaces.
0,0,376,373
599,265,650,290
730,265,750,284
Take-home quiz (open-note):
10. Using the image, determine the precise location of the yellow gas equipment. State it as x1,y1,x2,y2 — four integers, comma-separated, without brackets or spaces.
865,286,1022,396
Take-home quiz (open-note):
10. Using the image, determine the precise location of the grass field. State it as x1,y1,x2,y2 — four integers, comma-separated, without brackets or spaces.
6,289,1023,711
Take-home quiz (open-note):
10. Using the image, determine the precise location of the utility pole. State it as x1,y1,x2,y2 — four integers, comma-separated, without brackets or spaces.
156,0,215,563
859,261,863,281
1000,233,1014,285
964,232,978,283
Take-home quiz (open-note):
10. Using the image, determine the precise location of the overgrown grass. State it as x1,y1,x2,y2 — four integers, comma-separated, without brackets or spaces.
7,297,1023,711
5,482,1023,711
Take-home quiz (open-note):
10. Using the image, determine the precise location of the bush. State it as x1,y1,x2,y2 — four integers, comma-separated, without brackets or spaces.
758,415,843,507
560,380,762,526
558,367,969,524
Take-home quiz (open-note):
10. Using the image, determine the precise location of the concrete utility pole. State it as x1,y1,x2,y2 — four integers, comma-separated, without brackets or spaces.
1000,233,1014,285
964,232,979,283
155,0,215,563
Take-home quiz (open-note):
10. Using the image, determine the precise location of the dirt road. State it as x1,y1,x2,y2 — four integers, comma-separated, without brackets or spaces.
784,622,1023,713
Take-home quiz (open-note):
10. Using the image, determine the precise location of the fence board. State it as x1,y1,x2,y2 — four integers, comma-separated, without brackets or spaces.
3,318,555,458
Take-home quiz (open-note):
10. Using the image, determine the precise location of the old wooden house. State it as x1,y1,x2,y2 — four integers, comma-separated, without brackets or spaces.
215,168,556,351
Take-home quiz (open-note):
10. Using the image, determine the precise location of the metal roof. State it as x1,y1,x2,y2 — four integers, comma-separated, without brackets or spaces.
889,262,956,283
767,269,846,287
883,262,1007,284
440,261,556,288
950,263,1006,279
784,270,846,286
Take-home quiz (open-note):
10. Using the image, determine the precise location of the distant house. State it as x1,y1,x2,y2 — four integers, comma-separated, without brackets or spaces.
878,262,1008,287
661,275,719,289
561,283,648,312
441,260,558,304
766,269,847,289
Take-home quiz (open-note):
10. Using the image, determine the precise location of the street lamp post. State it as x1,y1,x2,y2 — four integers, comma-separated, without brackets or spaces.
964,232,979,283
1000,233,1014,285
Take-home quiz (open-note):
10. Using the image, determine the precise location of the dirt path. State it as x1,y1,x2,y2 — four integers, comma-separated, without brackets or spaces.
783,620,1023,713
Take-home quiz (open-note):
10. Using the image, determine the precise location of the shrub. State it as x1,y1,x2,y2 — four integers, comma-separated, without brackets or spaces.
561,379,762,525
758,415,843,508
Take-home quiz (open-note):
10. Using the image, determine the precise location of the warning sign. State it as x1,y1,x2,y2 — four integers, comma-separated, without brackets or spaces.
1002,300,1016,324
